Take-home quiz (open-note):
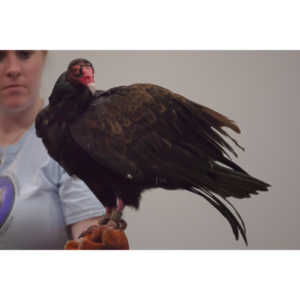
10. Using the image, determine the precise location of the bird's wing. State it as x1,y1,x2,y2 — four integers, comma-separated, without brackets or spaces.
69,83,243,182
69,83,251,244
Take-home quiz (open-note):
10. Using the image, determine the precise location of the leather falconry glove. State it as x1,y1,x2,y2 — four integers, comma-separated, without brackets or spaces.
64,225,129,250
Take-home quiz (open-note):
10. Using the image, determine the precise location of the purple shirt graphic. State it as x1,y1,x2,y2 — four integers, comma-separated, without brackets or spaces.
0,176,15,229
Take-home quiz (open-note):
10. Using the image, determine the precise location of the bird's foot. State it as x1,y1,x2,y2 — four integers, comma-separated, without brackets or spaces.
97,208,127,230
78,224,100,239
110,209,127,230
98,212,112,226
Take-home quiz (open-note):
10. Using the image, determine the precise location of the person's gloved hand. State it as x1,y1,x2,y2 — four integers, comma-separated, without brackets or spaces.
64,225,129,250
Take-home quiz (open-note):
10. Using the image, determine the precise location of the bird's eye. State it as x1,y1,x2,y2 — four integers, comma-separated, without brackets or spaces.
72,66,82,77
17,50,33,60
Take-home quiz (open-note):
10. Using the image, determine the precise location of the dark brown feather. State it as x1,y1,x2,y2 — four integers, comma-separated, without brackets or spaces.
36,77,270,245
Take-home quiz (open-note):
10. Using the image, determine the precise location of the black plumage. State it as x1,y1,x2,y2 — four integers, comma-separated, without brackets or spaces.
36,58,270,245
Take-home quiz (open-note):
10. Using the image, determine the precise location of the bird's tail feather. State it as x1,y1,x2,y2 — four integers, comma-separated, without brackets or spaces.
188,186,248,245
183,162,269,245
208,163,270,199
157,160,249,244
156,155,269,245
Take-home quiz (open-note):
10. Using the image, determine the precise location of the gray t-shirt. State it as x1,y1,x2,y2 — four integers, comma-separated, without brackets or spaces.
0,124,106,249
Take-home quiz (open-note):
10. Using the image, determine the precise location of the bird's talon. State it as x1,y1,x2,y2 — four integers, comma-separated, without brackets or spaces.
98,217,127,230
106,219,118,228
111,210,123,222
118,219,127,230
78,224,98,238
98,213,112,225
98,218,110,225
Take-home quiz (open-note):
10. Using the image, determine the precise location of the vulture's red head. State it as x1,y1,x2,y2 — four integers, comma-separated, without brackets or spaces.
66,58,96,95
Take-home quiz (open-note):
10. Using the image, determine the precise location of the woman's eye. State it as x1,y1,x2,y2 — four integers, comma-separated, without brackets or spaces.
17,51,33,60
0,51,7,62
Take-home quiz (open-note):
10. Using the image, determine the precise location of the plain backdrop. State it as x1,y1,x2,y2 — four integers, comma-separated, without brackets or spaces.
40,51,299,249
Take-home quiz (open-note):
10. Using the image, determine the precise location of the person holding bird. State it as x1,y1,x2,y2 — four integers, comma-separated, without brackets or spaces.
0,51,269,249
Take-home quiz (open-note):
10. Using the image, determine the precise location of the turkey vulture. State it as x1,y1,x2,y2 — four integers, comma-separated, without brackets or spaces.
36,58,270,245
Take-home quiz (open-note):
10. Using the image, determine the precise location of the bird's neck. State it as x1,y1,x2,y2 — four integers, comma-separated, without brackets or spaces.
51,90,93,123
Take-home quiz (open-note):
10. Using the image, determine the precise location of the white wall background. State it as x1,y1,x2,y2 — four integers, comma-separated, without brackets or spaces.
41,51,300,249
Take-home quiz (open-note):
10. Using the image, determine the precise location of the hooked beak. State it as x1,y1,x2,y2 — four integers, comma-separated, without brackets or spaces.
88,82,96,95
